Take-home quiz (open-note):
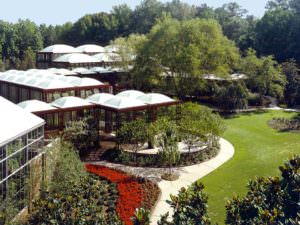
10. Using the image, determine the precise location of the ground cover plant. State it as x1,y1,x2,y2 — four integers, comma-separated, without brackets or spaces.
268,117,300,132
27,175,121,225
85,164,160,225
105,103,223,168
25,140,121,225
200,110,300,224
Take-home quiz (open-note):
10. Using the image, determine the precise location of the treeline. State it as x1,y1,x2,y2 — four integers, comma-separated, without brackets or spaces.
1,0,300,106
1,0,300,68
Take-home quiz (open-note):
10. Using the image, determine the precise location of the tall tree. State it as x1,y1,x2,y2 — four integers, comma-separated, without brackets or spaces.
133,17,240,98
164,0,196,20
240,49,286,100
282,59,300,106
111,4,133,37
39,24,59,46
14,19,43,55
214,3,254,49
131,0,164,34
19,47,36,70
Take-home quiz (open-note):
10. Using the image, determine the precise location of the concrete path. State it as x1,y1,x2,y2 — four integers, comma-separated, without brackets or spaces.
150,138,234,224
88,138,234,225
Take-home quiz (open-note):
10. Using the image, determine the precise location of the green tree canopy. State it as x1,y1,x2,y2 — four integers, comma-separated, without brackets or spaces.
133,17,240,98
240,49,286,99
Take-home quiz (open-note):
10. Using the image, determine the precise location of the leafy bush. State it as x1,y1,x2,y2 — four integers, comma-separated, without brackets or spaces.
116,119,148,164
46,140,87,194
158,180,211,225
226,155,300,224
268,117,300,132
63,116,100,156
215,82,249,110
27,175,121,225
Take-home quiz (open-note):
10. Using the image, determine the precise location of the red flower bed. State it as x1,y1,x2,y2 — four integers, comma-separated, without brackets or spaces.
85,164,146,225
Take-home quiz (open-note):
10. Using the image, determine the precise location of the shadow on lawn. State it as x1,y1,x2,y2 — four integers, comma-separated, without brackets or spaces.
221,109,269,119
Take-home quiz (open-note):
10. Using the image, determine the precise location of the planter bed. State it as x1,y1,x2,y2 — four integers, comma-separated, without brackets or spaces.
85,164,160,225
101,145,220,168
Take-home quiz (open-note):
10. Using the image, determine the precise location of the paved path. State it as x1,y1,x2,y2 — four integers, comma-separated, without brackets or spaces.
150,138,234,224
88,138,234,225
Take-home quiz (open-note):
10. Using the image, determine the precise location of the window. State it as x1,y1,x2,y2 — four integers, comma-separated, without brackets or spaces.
0,146,5,160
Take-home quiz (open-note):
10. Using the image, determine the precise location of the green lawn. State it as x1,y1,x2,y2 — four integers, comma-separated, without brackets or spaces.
200,110,300,224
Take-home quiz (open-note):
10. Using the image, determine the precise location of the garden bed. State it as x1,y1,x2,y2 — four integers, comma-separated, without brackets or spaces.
27,175,121,224
102,144,220,168
85,164,161,225
268,117,300,132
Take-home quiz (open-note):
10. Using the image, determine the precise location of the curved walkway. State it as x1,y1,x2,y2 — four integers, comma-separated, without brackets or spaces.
88,138,234,225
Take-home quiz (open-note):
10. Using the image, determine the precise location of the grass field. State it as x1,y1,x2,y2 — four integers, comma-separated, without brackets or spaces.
200,110,300,224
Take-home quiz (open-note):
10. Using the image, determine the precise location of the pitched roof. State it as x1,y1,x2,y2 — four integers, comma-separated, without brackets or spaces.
102,96,146,109
93,52,121,62
86,93,114,104
51,96,92,108
53,53,100,64
36,79,74,89
116,90,145,99
40,44,81,53
137,93,175,104
18,100,56,112
0,97,45,147
69,77,103,87
76,44,105,53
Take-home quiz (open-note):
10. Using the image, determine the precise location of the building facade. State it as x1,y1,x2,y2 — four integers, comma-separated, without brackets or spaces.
0,97,45,218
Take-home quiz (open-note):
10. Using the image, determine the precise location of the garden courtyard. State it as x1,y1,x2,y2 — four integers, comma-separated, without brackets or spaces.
201,109,300,224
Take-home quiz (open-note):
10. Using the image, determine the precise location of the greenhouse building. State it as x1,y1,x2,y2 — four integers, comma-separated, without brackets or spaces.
0,97,45,214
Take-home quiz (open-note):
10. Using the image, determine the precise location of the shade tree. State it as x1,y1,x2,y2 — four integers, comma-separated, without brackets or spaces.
240,49,286,100
116,119,149,164
179,102,225,150
133,17,240,98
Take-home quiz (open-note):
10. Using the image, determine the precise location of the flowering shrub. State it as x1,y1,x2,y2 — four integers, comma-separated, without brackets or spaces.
85,164,160,225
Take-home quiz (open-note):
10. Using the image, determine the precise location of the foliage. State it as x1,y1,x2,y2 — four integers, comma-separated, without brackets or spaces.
62,116,100,156
46,139,87,194
133,17,240,97
255,1,298,63
0,19,43,70
103,143,218,168
179,103,225,149
0,191,21,225
116,119,148,162
201,110,300,223
226,155,300,224
282,59,300,106
158,180,211,225
111,33,147,71
155,118,180,175
27,175,121,225
268,117,300,131
215,82,249,110
18,47,36,70
131,208,151,225
86,164,160,225
240,49,286,99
